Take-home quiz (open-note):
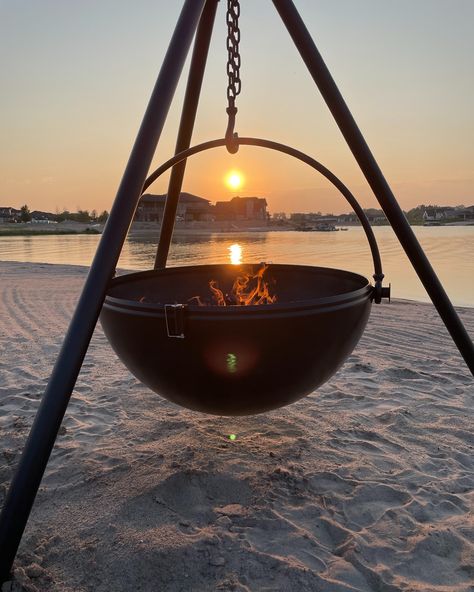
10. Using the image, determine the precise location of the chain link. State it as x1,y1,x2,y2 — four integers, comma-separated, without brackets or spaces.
225,0,241,153
226,0,241,106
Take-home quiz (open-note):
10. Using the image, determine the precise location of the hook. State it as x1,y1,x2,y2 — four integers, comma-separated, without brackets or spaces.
225,106,239,154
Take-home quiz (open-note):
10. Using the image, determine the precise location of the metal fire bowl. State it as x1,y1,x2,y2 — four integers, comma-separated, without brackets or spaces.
100,264,373,416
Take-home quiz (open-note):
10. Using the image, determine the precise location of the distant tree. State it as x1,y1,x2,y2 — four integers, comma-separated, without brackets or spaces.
363,208,385,217
20,204,31,222
90,209,98,221
75,210,91,223
97,210,109,224
406,205,426,225
56,209,70,222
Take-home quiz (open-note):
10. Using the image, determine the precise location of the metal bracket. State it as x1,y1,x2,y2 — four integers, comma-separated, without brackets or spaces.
372,281,391,304
165,304,186,338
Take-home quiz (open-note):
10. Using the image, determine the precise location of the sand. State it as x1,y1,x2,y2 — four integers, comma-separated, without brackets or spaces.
0,260,473,592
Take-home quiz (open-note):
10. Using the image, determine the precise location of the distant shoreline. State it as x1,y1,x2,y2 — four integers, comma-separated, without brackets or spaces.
0,228,102,237
126,219,474,237
0,221,104,236
1,219,473,238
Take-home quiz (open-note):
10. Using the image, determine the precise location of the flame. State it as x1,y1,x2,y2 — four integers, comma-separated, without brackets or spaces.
231,264,277,306
209,280,227,306
188,264,276,307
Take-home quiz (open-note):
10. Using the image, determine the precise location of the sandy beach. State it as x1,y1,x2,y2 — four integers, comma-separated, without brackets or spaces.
0,260,473,591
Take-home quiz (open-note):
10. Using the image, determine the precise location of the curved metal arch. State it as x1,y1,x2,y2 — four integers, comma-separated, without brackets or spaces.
143,137,384,282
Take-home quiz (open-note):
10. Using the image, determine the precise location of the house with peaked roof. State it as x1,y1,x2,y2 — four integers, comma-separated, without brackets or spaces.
422,206,474,225
135,193,214,223
0,207,21,222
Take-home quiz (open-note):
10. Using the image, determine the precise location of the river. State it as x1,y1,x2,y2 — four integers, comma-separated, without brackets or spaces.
0,225,473,307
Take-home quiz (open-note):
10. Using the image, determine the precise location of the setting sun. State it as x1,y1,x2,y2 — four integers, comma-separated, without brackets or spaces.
225,170,244,191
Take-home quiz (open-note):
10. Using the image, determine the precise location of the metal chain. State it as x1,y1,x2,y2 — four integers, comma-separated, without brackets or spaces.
225,0,241,153
226,0,241,106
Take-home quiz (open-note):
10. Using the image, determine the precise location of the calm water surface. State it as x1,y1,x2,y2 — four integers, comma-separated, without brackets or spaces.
0,226,473,307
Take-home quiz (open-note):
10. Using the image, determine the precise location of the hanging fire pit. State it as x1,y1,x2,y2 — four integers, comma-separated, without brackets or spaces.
99,136,390,416
100,263,374,415
3,2,472,584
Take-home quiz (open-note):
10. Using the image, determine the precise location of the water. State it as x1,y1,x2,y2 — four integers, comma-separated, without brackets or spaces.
0,226,473,307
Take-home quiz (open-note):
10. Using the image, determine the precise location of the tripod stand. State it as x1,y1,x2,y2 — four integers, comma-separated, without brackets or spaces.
1,0,473,583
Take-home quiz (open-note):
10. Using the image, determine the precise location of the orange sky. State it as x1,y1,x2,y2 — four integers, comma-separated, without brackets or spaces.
1,1,473,215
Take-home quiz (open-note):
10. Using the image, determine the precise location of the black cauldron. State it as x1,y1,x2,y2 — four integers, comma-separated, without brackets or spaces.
100,263,374,415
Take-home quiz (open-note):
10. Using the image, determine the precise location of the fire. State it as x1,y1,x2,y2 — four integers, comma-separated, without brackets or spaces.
189,264,277,307
209,280,227,306
231,264,277,306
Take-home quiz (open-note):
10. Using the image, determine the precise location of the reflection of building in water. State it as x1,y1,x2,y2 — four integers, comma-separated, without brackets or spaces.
135,193,213,223
215,196,268,222
135,193,269,224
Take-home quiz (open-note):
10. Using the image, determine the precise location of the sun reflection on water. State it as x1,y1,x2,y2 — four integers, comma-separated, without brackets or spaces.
228,243,242,265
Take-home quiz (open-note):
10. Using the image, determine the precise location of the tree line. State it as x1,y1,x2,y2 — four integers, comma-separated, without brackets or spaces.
18,205,109,224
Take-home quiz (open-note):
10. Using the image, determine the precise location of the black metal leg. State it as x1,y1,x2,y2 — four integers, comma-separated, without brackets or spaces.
155,0,219,270
0,0,207,583
272,0,474,374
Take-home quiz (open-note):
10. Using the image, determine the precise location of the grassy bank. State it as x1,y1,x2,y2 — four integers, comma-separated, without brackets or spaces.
0,228,101,237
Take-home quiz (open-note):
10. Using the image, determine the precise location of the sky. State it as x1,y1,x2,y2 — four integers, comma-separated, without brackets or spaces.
1,0,473,215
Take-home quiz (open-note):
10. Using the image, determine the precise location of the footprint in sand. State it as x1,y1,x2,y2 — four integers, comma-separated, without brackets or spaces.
122,471,253,529
384,367,422,380
343,483,411,529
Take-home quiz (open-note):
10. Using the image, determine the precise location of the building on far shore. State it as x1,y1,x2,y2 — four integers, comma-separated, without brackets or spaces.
135,193,269,225
135,193,214,223
31,210,57,222
214,196,268,222
422,206,474,225
0,207,57,223
0,207,21,222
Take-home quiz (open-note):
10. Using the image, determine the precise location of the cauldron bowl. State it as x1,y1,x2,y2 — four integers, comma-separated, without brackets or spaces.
100,263,373,415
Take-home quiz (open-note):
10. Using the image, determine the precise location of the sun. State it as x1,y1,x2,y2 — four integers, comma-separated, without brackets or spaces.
225,170,244,191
